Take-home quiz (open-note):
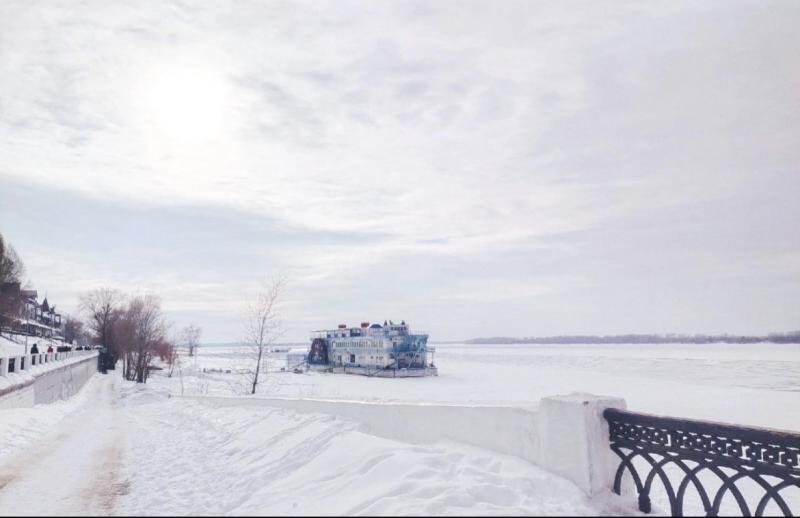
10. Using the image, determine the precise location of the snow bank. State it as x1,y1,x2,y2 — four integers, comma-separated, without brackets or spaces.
0,335,25,356
115,387,630,516
0,374,103,458
184,392,625,497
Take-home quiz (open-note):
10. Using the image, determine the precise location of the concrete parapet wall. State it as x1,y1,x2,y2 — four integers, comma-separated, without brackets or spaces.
33,354,99,405
190,396,541,463
537,393,626,495
0,351,98,409
189,392,625,496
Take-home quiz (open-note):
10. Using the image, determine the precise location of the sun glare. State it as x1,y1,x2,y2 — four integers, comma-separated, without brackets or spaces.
144,66,229,142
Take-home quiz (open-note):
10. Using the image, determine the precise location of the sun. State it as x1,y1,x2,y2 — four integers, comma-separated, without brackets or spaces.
144,65,229,142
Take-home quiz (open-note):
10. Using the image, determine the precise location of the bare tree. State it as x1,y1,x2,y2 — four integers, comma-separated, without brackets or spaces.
63,315,85,345
0,283,22,336
80,288,124,363
166,335,179,378
169,339,185,395
167,324,200,383
114,314,136,380
181,323,202,358
123,294,166,383
244,277,285,395
0,234,26,333
0,233,25,285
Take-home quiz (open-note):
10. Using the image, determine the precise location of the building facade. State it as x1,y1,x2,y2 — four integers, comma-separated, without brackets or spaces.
0,283,63,339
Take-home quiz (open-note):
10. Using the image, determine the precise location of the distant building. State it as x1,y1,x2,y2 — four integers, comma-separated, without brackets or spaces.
0,283,63,339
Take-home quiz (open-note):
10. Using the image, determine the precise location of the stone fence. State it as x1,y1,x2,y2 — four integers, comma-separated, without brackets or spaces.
0,349,98,408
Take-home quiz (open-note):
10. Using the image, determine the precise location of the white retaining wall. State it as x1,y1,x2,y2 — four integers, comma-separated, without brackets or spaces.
0,351,98,409
191,392,625,496
0,382,35,409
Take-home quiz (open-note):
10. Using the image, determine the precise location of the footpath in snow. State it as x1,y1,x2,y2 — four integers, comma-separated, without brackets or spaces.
0,373,630,516
0,374,127,515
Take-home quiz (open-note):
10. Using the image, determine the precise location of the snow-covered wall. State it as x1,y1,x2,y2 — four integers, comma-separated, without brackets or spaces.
537,393,626,496
33,354,99,405
191,392,625,496
0,351,98,409
0,381,34,409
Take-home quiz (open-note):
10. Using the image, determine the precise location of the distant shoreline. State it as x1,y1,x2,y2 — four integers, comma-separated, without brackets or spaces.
446,333,800,345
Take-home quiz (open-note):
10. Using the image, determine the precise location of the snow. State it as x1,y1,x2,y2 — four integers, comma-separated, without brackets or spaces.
177,342,800,431
0,374,628,516
0,335,68,357
0,336,25,356
0,374,122,516
0,374,104,459
1,341,798,515
118,386,622,516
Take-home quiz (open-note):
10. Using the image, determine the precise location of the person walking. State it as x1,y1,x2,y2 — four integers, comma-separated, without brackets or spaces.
30,343,40,354
46,344,53,353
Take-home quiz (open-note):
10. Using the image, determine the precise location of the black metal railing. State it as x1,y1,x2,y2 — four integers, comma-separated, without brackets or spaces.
603,408,800,516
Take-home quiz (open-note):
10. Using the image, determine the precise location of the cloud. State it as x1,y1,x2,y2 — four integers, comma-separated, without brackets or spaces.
1,0,799,340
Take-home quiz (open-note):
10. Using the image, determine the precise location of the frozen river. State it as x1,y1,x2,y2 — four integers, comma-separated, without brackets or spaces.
181,342,800,432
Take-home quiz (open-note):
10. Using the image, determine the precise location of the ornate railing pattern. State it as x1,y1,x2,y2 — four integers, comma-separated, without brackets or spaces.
603,408,800,516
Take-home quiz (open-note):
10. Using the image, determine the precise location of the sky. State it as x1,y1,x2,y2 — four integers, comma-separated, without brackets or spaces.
1,0,798,343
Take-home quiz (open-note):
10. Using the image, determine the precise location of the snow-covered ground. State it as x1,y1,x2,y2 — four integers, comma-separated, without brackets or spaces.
0,374,627,516
0,334,71,356
1,341,797,515
1,335,38,356
177,342,800,431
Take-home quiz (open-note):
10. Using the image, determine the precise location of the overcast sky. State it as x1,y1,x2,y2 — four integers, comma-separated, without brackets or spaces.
1,0,798,342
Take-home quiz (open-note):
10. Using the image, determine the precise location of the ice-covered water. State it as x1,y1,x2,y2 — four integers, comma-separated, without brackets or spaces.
181,342,800,431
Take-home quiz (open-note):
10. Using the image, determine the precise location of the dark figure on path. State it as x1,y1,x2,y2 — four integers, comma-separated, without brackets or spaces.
30,343,39,354
47,345,54,353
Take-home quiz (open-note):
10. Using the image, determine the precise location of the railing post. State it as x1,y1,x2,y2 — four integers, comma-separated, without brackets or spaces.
538,393,627,496
0,357,7,376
